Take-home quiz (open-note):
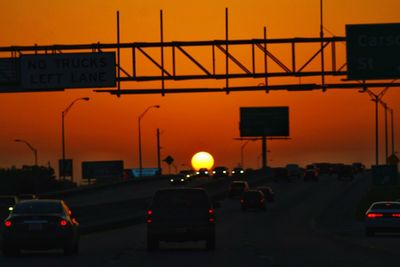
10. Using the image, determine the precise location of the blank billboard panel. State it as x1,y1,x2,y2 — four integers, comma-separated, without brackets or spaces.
240,107,289,137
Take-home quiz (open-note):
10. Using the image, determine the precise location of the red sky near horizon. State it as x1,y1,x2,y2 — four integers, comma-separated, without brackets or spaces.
0,0,399,183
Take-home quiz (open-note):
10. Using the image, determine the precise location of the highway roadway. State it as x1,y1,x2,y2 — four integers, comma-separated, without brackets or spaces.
1,174,399,266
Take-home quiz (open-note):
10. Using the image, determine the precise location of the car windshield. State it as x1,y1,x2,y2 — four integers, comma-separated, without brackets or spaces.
12,201,63,214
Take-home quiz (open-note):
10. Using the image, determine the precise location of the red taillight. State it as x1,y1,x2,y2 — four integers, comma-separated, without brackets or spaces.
4,221,11,227
60,219,68,227
146,210,153,224
208,209,215,223
367,213,383,218
392,213,400,217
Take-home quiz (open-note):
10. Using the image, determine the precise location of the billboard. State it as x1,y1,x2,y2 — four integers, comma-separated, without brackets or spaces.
82,160,124,180
20,52,116,89
346,23,400,80
240,107,289,137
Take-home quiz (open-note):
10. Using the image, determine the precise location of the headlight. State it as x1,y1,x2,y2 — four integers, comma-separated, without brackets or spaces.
223,171,227,174
205,171,208,174
170,179,174,182
212,171,216,174
8,207,13,211
240,170,244,173
180,178,184,182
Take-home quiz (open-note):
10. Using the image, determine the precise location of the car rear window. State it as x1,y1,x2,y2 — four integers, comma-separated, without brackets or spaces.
13,201,63,214
152,190,210,210
243,191,261,200
231,183,246,189
371,203,400,210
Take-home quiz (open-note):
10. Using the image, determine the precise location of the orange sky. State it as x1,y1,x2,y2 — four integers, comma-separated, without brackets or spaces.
0,0,399,182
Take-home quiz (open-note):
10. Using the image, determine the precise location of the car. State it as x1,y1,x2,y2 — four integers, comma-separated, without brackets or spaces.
256,186,275,202
169,174,187,185
365,201,400,236
196,168,210,177
179,169,195,181
304,164,319,181
0,195,19,222
352,162,366,174
240,190,266,211
337,164,355,181
228,181,249,198
313,163,333,176
146,188,216,251
231,167,245,177
1,199,80,256
272,167,291,182
286,164,302,178
212,166,229,178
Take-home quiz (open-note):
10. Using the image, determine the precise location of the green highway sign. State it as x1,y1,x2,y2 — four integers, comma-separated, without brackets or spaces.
346,23,400,80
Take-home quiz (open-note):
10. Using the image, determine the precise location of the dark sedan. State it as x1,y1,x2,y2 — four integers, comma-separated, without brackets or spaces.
240,190,266,211
1,199,79,256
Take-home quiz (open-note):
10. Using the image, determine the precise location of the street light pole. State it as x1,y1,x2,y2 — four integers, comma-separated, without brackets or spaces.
138,105,160,177
380,101,389,162
14,139,38,166
390,108,395,155
61,97,90,181
361,86,390,166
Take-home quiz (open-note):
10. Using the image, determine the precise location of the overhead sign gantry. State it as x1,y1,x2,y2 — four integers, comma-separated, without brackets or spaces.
0,10,399,94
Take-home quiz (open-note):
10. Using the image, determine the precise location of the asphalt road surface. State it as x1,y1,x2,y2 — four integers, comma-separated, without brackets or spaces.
1,174,398,267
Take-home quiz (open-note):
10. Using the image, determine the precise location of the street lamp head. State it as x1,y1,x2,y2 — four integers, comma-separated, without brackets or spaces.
82,97,90,101
154,105,160,108
14,139,21,142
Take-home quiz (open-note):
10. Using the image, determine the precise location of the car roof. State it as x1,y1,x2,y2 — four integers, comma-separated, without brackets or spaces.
15,199,62,204
0,195,18,199
371,201,400,205
231,180,247,183
369,201,400,209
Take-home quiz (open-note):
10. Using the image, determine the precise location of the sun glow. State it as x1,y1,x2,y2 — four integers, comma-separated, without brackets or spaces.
191,151,214,171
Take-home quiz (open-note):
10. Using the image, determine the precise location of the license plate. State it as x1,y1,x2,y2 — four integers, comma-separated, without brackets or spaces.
28,223,43,231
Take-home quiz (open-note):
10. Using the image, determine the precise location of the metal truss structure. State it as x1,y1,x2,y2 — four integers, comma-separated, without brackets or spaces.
0,9,399,96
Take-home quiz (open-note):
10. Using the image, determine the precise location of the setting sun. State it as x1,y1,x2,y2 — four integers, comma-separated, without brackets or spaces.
191,152,215,171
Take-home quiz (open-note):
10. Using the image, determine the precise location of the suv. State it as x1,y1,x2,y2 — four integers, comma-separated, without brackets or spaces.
146,188,216,251
228,181,249,198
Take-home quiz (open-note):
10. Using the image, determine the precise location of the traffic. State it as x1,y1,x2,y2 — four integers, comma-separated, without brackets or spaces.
1,163,399,266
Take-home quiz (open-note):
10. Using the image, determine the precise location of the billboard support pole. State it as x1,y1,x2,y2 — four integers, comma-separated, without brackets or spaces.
262,136,267,169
